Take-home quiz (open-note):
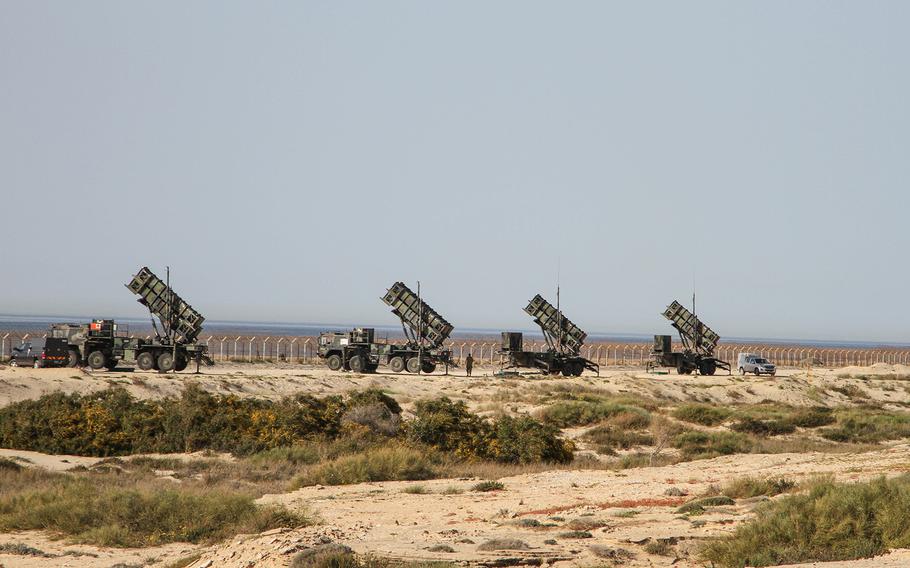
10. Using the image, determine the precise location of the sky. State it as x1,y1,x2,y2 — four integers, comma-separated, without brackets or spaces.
1,1,908,343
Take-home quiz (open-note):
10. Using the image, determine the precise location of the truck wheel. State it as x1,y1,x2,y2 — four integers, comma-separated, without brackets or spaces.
389,357,405,373
700,360,717,376
573,362,585,376
739,367,745,375
406,358,421,373
754,368,761,376
422,361,436,374
175,357,188,372
87,351,107,370
326,354,343,371
9,360,18,368
67,349,80,367
137,352,155,371
349,355,365,373
157,352,176,372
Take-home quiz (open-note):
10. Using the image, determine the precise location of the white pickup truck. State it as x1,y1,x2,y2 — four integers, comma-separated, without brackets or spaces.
737,353,776,376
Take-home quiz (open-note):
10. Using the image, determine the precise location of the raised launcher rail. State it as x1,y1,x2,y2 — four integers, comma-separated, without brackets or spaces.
499,294,599,377
525,294,587,355
662,300,720,355
126,267,205,344
382,281,453,349
651,299,730,375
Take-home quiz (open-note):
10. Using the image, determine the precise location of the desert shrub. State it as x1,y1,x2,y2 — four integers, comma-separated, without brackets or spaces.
730,417,796,437
409,397,573,463
292,549,455,568
722,476,796,499
0,457,22,471
0,542,51,557
477,539,529,551
643,540,673,556
821,408,910,444
673,431,751,460
342,404,401,436
830,384,869,400
701,475,910,567
346,389,402,415
0,386,345,457
408,398,492,458
677,496,735,514
671,404,731,426
787,407,835,428
566,518,608,530
472,480,505,492
538,400,650,428
0,467,307,547
490,415,574,464
291,445,437,487
584,424,653,453
559,530,593,539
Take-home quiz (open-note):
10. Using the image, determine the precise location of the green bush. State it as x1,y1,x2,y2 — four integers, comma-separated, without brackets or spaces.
538,400,650,428
821,409,910,444
0,467,307,547
490,415,574,464
671,404,731,426
702,476,910,567
291,445,438,487
408,398,491,458
0,386,345,457
673,431,751,460
583,424,653,453
722,476,796,499
787,407,835,428
409,397,573,464
472,480,504,492
730,417,796,437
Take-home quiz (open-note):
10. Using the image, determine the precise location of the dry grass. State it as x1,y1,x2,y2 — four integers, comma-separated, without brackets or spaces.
0,466,308,547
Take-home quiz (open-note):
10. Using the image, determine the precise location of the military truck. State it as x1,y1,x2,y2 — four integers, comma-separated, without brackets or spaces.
498,294,599,376
318,281,454,373
649,299,730,375
49,267,212,372
317,327,384,373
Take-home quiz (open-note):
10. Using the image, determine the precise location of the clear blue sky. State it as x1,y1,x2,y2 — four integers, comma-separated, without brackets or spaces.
1,1,907,343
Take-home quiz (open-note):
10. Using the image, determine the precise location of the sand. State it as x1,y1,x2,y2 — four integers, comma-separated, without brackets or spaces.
2,362,910,567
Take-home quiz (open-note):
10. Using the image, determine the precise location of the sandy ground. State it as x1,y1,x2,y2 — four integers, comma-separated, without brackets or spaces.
2,362,910,567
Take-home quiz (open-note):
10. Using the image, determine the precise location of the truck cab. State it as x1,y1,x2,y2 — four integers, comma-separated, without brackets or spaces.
318,328,381,373
737,353,776,376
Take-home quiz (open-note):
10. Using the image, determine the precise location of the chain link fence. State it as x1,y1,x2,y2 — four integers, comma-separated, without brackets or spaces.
2,330,909,368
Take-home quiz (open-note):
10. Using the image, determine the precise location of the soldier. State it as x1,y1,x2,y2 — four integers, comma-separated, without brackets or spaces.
465,353,474,377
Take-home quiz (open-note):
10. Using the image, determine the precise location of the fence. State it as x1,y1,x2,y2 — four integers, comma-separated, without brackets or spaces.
2,330,909,368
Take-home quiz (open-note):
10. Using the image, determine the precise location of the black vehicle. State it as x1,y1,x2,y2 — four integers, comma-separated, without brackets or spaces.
8,342,39,368
498,293,599,377
38,337,72,368
649,299,731,376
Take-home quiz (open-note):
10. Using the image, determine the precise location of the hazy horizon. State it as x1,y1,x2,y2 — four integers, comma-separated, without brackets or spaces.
2,2,908,344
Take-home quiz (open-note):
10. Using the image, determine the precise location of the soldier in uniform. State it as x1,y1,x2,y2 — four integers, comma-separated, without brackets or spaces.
465,353,474,377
